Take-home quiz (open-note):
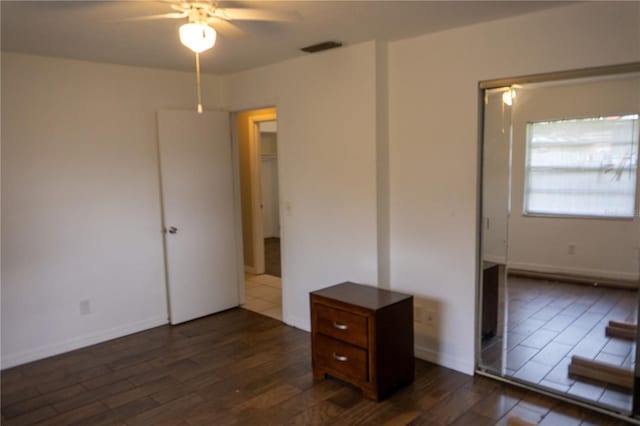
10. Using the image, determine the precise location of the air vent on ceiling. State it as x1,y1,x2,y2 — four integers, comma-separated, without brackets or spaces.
300,41,343,53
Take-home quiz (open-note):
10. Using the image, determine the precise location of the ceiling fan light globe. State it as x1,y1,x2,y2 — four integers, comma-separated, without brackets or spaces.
179,22,216,53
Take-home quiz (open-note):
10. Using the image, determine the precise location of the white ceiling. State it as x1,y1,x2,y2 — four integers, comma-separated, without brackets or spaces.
1,1,572,75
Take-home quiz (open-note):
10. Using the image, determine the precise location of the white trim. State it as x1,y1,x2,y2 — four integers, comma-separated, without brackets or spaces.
231,112,247,309
283,314,477,376
244,265,257,274
259,121,277,133
483,254,506,264
507,261,639,282
284,314,310,333
414,344,475,376
1,316,168,369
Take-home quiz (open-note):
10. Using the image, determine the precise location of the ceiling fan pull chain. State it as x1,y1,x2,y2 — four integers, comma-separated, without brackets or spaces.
195,52,203,114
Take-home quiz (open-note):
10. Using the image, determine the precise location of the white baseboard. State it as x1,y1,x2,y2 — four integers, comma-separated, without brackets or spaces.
414,344,474,376
284,314,310,333
1,316,168,370
244,265,257,274
507,261,639,282
284,313,475,376
483,254,506,264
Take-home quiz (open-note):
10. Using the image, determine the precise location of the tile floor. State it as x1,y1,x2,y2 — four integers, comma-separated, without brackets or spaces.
481,276,637,413
242,273,282,321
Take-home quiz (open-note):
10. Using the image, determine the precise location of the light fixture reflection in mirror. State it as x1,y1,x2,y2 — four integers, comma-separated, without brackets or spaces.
502,88,515,106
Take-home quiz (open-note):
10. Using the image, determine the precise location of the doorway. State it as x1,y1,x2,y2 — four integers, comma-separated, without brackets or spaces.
234,108,283,321
259,121,281,278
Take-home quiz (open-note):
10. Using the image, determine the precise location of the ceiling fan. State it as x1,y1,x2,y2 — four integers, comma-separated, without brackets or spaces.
124,0,299,112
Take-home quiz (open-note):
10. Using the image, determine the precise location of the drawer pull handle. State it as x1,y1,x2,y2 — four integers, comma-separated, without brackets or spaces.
333,322,348,330
332,352,348,362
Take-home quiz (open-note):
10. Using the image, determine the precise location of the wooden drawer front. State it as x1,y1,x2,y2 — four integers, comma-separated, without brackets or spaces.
314,303,368,348
315,334,367,382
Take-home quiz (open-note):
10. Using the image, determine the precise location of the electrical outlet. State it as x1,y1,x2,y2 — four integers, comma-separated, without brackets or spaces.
79,299,91,315
414,306,424,324
568,243,576,255
424,309,436,325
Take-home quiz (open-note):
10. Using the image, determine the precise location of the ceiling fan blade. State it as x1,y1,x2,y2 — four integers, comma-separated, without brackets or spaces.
116,11,188,22
156,0,189,10
207,18,248,40
212,8,300,22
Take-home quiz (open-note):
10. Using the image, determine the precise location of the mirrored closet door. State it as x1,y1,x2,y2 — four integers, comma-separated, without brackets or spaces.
478,65,640,419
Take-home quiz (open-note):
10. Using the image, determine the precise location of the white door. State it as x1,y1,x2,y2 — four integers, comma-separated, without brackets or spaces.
157,110,239,325
260,157,280,238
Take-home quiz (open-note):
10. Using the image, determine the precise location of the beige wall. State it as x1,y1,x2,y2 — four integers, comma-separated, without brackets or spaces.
388,1,640,373
482,89,511,264
1,53,224,368
261,132,278,156
236,107,276,269
3,2,639,374
224,41,379,328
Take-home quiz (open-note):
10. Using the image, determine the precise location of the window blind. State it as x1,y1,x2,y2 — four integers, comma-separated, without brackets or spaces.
524,115,639,218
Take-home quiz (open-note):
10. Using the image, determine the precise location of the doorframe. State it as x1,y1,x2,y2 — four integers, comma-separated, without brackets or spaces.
229,111,247,305
247,110,278,274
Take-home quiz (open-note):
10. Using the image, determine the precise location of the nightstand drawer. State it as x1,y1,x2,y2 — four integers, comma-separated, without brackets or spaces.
315,334,367,382
314,303,368,348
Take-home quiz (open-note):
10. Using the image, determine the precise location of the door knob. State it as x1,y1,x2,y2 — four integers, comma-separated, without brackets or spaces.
167,226,178,234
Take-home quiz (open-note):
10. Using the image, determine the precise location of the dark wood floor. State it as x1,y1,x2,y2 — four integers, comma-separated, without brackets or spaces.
1,308,633,425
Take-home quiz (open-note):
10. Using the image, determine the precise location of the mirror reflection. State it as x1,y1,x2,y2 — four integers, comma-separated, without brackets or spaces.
480,72,640,414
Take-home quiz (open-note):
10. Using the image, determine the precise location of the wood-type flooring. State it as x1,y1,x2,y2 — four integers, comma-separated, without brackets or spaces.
1,308,634,425
481,277,637,412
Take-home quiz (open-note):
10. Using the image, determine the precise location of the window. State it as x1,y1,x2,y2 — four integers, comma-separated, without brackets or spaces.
524,114,639,218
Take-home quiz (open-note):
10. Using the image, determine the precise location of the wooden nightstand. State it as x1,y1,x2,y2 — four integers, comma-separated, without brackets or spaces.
310,282,414,400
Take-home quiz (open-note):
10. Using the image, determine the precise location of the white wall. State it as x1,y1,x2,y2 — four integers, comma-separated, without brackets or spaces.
1,53,224,368
482,89,511,264
223,42,379,330
388,1,640,374
508,77,640,280
3,1,639,376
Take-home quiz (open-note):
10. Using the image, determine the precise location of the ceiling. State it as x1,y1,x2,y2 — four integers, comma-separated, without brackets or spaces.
1,1,572,75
